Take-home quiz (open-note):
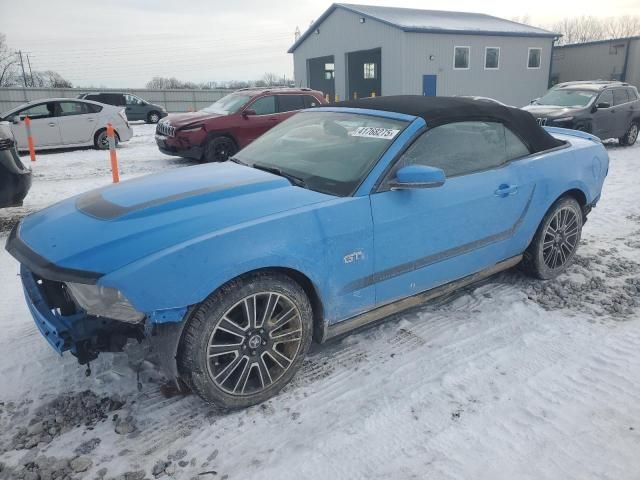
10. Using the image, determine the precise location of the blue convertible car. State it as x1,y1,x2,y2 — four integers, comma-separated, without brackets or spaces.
6,96,608,407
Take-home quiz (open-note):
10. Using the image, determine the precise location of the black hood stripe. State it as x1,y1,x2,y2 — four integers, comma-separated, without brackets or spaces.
76,178,269,220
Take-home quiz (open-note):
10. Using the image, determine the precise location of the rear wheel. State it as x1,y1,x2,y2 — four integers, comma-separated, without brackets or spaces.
523,196,583,280
203,136,236,163
619,122,639,146
93,129,118,150
178,272,313,408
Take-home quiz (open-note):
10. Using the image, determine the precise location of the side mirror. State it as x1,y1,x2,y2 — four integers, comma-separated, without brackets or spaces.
530,98,539,104
10,116,20,125
596,102,610,110
388,165,446,190
242,109,257,117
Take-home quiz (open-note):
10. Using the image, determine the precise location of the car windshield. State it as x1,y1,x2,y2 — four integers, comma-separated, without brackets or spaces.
535,89,596,107
234,111,409,196
202,94,252,114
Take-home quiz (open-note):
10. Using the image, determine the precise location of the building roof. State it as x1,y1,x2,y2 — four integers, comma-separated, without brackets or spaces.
331,95,564,153
289,3,559,53
555,35,640,49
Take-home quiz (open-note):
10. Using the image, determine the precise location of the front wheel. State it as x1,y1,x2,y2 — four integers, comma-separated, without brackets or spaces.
147,111,161,124
177,273,313,408
203,136,237,163
523,196,583,280
619,122,639,146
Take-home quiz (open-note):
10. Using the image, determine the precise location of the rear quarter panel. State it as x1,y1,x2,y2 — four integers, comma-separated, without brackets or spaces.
508,128,608,254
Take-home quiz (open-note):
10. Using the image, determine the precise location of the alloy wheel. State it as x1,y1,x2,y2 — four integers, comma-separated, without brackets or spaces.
149,113,160,123
206,292,303,396
628,124,639,145
542,206,579,270
213,139,234,161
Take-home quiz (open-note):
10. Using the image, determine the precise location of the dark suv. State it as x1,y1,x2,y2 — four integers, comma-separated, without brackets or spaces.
0,121,31,208
155,87,326,162
77,92,167,124
523,81,639,146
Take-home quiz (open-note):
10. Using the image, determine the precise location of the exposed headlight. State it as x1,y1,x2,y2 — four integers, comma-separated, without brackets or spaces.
179,125,203,133
66,283,144,323
553,116,574,123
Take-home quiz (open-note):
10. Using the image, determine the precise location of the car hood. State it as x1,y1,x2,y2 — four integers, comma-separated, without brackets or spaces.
15,162,332,276
521,105,584,118
163,111,225,128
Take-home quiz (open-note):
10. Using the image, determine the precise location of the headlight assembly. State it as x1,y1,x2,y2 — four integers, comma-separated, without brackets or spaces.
65,283,144,323
179,125,203,133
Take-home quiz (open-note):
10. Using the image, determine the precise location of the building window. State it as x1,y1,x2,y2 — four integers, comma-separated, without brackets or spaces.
363,63,376,79
528,48,542,69
454,46,470,69
485,47,500,69
324,63,335,80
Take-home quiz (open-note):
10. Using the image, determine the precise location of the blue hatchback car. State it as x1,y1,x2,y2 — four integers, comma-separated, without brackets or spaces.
6,96,608,407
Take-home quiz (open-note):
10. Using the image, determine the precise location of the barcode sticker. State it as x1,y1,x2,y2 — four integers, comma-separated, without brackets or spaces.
349,127,400,139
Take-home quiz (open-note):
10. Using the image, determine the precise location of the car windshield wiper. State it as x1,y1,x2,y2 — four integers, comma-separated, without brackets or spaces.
252,163,307,188
228,156,247,165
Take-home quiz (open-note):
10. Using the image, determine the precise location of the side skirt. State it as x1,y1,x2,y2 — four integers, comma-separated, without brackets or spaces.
320,255,523,343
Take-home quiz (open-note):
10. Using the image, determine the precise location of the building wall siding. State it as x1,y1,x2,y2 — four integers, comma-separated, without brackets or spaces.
402,32,552,105
551,39,640,89
292,8,553,106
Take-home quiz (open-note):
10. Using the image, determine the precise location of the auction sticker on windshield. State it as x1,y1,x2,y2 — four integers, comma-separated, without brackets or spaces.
350,127,400,139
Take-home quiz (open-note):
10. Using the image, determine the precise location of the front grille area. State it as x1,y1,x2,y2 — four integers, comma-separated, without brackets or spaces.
156,122,176,137
0,137,15,150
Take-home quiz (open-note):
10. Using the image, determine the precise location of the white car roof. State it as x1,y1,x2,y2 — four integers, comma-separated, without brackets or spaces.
1,97,117,117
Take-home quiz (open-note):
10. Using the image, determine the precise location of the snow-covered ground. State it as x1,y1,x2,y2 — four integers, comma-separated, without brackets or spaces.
0,125,639,480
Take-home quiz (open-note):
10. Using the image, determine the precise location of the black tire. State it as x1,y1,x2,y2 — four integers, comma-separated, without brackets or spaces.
93,129,118,150
619,122,639,147
522,196,583,280
203,136,237,163
147,111,161,124
177,272,313,408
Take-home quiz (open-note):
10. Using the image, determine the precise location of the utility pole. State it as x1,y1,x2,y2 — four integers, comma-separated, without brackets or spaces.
26,54,34,87
17,50,28,87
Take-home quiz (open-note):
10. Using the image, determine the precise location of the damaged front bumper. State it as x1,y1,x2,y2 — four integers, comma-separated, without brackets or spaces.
7,223,189,377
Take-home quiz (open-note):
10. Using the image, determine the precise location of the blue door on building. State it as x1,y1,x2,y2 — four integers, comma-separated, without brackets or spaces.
423,75,437,96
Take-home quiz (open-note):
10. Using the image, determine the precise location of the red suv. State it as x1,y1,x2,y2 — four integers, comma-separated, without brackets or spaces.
155,88,326,162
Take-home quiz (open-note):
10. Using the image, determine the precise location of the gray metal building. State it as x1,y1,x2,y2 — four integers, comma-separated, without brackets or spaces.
550,37,640,89
289,3,558,106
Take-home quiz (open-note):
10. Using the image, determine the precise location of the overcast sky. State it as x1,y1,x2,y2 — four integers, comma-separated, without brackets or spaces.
1,0,639,88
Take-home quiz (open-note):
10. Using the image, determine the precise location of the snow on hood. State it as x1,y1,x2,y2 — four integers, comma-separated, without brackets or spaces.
16,162,331,275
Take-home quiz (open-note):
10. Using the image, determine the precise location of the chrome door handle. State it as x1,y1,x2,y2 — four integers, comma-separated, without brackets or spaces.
48,122,56,127
87,118,95,122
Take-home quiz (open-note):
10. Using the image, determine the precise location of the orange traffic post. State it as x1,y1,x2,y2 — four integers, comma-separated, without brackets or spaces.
24,116,36,162
106,123,120,183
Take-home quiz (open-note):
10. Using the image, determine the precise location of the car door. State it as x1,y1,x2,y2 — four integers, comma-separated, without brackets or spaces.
124,94,145,121
591,89,615,139
12,102,62,148
276,94,305,118
612,88,632,138
241,95,279,143
370,121,534,306
56,101,99,145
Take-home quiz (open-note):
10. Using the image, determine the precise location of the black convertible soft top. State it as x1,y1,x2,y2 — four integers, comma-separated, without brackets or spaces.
332,95,564,153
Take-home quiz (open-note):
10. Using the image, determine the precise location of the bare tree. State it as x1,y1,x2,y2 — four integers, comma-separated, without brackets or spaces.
552,16,640,44
262,72,279,86
31,70,72,88
0,33,18,87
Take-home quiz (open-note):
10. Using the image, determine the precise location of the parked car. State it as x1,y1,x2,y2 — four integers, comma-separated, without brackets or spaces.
523,81,640,146
0,98,133,151
0,121,31,208
155,87,326,162
77,92,167,124
6,96,608,408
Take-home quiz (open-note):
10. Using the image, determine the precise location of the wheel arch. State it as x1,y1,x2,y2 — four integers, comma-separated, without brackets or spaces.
227,266,326,343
